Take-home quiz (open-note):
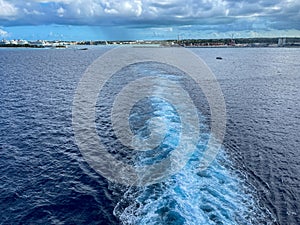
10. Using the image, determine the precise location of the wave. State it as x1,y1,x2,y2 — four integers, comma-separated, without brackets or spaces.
93,60,275,224
110,96,273,225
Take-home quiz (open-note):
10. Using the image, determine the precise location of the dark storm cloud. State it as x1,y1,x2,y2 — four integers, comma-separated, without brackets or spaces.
0,0,299,31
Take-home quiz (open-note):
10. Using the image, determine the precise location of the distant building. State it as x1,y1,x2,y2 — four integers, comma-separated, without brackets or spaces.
17,40,29,45
0,39,10,45
1,39,29,45
278,38,286,47
10,40,18,45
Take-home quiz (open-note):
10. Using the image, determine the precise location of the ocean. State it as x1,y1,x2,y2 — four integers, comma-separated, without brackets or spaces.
0,47,299,225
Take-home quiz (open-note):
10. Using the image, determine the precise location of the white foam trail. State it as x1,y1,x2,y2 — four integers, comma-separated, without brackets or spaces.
113,97,273,225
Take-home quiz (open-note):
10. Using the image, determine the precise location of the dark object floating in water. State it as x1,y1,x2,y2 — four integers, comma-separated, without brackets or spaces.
79,48,88,50
55,45,67,48
216,57,223,60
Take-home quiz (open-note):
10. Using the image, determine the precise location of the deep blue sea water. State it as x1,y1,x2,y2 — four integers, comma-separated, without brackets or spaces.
0,47,299,225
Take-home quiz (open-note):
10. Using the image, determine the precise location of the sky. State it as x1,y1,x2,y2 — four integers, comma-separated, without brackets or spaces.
0,0,300,40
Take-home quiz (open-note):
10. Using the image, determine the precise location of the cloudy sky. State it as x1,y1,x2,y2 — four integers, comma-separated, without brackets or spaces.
0,0,300,40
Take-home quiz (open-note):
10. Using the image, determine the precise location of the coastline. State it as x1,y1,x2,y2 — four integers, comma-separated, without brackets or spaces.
1,45,300,49
1,37,300,49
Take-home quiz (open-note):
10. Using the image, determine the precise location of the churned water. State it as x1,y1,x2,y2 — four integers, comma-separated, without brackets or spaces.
0,47,299,224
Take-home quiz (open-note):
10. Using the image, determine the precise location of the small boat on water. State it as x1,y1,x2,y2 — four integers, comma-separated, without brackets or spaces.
216,57,223,60
78,47,88,50
55,45,67,48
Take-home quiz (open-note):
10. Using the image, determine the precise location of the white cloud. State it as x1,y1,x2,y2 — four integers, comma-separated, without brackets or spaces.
0,28,9,37
33,0,73,3
0,0,18,18
102,0,143,17
23,8,44,15
57,7,65,17
0,0,299,35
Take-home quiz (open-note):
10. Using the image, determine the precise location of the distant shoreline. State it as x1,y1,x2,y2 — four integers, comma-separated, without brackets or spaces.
1,37,300,49
0,44,69,48
0,44,45,48
1,45,300,49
